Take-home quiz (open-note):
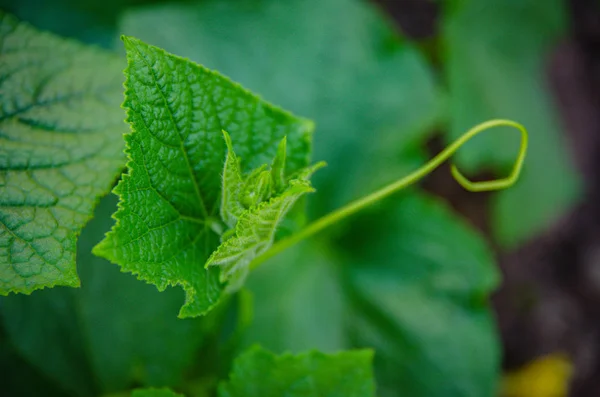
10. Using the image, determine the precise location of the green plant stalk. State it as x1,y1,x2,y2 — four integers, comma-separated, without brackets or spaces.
249,118,528,270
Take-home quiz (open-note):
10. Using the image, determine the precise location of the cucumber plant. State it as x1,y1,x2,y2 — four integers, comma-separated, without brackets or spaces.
0,6,528,397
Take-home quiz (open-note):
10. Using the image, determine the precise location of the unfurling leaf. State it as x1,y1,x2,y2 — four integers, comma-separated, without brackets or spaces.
220,131,245,229
207,132,324,292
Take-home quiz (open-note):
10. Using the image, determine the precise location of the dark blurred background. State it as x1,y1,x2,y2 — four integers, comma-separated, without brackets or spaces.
378,1,600,395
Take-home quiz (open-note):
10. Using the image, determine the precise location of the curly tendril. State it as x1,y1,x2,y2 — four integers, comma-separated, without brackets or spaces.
249,118,528,270
448,119,527,192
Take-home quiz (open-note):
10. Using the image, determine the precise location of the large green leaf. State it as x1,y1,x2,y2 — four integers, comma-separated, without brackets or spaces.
443,0,581,247
118,0,441,216
0,12,126,294
218,345,375,397
342,192,500,397
1,195,221,395
93,37,313,317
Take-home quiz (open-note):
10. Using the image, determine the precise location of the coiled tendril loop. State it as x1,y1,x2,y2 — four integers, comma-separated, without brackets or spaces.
448,119,527,192
249,118,528,270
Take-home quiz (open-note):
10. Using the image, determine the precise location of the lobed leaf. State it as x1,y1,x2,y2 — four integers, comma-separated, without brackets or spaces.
93,36,314,317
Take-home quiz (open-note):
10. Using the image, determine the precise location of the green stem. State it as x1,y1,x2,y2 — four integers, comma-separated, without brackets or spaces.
249,118,528,270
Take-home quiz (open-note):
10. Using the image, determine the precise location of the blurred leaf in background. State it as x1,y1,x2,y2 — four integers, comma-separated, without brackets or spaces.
219,346,375,397
0,0,179,47
443,0,582,247
241,241,346,353
341,192,500,397
0,11,127,295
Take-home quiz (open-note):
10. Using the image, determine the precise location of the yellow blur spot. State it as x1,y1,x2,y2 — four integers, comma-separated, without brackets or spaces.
501,354,573,397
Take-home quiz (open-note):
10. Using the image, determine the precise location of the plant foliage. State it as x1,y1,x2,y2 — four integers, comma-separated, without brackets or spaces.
0,0,575,396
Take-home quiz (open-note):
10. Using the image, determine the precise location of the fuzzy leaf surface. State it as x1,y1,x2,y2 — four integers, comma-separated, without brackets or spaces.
219,345,375,397
208,133,322,291
219,132,245,229
93,37,313,317
209,181,315,291
0,12,126,294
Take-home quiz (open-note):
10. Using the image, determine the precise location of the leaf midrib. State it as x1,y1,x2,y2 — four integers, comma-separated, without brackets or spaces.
126,39,210,220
